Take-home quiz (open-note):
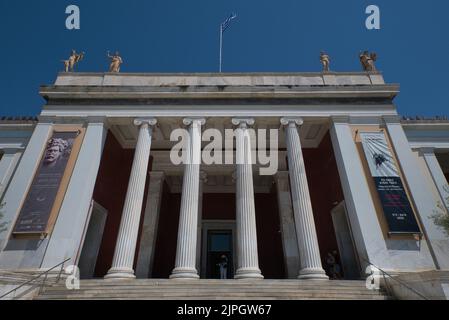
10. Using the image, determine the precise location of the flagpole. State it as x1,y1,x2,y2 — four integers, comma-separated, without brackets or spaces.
219,13,236,73
219,25,223,73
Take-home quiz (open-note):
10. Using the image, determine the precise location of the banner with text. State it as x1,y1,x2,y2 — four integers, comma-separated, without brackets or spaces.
359,132,420,234
13,131,79,235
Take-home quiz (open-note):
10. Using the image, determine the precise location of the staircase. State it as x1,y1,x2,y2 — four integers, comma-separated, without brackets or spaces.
35,279,391,300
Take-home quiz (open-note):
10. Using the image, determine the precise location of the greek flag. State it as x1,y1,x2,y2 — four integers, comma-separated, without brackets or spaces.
221,13,237,32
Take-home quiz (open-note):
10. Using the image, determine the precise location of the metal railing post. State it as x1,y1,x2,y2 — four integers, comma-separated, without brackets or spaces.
56,261,65,284
39,272,49,294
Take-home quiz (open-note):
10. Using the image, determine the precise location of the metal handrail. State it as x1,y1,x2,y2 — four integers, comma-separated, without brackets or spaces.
361,257,429,300
0,258,71,300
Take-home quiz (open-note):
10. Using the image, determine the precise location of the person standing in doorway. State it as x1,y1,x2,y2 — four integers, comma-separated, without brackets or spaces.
217,254,228,279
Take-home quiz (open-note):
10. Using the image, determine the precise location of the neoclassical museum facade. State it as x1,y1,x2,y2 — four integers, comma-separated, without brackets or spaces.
1,72,449,287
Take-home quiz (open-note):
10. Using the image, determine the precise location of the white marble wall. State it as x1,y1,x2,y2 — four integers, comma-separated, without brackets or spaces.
330,117,436,272
41,120,107,268
384,117,449,270
0,122,53,269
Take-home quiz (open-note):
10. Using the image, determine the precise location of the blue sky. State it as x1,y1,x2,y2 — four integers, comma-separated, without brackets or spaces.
0,0,448,117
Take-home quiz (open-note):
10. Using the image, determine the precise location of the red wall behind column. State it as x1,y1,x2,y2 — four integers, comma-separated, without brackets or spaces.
202,193,235,220
302,132,345,275
151,191,285,279
201,192,285,278
91,131,343,279
91,132,152,277
255,190,286,278
151,188,181,278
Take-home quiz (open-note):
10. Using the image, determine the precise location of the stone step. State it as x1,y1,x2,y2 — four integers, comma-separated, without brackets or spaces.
43,280,365,289
42,285,380,293
40,288,383,297
35,279,391,300
37,293,389,300
37,290,388,299
44,282,371,290
43,287,376,294
37,291,388,298
67,279,366,284
38,297,389,301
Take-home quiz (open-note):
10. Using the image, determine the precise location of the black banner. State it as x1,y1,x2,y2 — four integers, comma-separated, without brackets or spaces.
13,131,78,234
374,176,420,233
360,132,420,234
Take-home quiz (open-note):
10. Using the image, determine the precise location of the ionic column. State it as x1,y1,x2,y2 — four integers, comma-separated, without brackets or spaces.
281,118,328,280
105,118,157,279
170,118,205,279
232,118,263,280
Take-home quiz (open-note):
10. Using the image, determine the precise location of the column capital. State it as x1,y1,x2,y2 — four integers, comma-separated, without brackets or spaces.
280,117,304,127
232,118,255,128
134,118,158,127
183,118,206,126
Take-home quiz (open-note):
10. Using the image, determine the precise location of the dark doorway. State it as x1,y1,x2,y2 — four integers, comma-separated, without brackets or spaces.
206,230,233,279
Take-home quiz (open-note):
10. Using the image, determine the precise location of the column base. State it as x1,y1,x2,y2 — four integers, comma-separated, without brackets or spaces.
298,267,329,280
104,267,136,280
170,267,199,279
234,268,264,280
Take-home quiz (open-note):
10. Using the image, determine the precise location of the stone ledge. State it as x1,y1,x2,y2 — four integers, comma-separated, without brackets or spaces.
40,84,399,101
53,72,386,88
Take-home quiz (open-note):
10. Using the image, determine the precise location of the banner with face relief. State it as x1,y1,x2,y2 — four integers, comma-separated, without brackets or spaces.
13,131,79,235
359,131,421,234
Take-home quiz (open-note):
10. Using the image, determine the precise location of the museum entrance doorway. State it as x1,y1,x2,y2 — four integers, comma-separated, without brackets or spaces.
201,220,236,279
205,230,234,279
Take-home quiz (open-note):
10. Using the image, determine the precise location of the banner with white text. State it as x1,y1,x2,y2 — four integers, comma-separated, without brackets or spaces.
359,132,420,234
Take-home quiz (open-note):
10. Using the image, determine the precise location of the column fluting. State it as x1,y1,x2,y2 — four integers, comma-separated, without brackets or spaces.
105,118,157,279
232,118,264,280
281,117,328,280
170,118,205,279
